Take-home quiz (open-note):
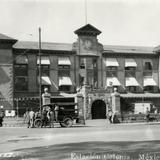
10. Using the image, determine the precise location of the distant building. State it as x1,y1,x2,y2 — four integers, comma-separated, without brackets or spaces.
1,24,160,118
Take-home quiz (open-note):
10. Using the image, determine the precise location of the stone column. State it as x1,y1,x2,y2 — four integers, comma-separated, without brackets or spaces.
111,88,121,113
42,89,51,105
76,93,85,124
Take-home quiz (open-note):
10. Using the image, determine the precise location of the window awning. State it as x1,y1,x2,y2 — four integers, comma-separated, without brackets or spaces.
38,76,51,85
58,57,71,65
37,56,50,65
59,77,72,86
125,77,139,86
125,59,137,67
143,77,157,86
106,77,121,86
121,93,160,98
106,58,119,67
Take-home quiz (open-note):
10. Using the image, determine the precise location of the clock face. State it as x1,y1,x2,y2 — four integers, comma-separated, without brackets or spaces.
85,40,92,48
83,39,93,50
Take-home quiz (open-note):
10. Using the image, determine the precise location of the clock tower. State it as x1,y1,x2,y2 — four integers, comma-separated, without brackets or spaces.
74,24,104,119
74,24,102,56
74,24,103,88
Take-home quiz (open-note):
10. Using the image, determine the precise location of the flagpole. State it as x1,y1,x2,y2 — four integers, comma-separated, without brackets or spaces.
39,27,42,112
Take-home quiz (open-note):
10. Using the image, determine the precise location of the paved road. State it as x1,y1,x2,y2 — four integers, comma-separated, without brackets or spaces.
0,120,160,160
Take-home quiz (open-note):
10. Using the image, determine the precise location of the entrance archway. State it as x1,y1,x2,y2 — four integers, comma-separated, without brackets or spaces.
91,100,106,119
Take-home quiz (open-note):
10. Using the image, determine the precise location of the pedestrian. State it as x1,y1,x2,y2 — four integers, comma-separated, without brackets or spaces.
0,106,5,127
108,109,113,124
146,107,150,123
41,107,47,127
24,108,30,128
48,108,54,128
54,104,59,122
29,108,35,128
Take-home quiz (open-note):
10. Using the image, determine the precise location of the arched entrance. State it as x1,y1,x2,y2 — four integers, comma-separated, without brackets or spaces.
91,100,106,119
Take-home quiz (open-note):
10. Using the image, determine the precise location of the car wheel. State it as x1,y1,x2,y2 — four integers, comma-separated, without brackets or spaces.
34,119,42,128
63,117,73,128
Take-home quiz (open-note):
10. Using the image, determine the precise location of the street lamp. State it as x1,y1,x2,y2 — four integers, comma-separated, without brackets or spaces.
83,58,88,124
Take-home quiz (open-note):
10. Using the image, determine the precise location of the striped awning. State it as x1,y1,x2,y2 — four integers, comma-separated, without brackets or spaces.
143,77,157,86
38,76,52,85
37,56,50,65
58,57,71,65
106,58,119,67
121,93,160,98
106,77,121,86
125,59,137,67
59,77,72,86
125,77,139,86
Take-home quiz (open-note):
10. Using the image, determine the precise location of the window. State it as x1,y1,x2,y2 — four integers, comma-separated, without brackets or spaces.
14,55,28,92
14,64,28,76
58,65,70,77
59,86,71,92
144,62,152,70
143,86,154,92
106,66,117,77
58,62,71,92
126,86,137,93
80,58,85,69
14,77,28,91
143,61,153,77
125,67,136,77
38,65,50,76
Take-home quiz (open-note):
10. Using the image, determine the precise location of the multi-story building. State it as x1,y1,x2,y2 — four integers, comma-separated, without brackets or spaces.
1,24,160,118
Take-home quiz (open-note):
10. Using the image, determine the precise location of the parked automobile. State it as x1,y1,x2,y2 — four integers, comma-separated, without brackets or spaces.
34,102,79,128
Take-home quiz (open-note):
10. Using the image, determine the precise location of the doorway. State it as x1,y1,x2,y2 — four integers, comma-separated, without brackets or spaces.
91,100,106,119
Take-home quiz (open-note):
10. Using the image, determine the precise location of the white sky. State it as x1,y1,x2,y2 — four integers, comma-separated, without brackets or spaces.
0,0,160,46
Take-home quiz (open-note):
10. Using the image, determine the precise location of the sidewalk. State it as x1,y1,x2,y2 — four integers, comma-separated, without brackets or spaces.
2,117,24,127
85,119,160,127
2,117,160,127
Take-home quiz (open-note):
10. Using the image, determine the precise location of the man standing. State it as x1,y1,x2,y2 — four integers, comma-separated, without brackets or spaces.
108,109,113,124
0,106,5,127
29,108,35,128
41,107,47,127
24,108,30,128
54,104,59,122
146,107,150,123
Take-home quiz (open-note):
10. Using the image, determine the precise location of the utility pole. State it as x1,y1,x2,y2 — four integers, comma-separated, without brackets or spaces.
85,0,88,24
38,27,42,112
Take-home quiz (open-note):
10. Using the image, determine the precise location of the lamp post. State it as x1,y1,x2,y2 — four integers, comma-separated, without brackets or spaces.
83,58,88,124
38,27,42,112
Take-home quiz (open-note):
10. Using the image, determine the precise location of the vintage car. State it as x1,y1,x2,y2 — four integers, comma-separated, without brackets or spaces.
34,102,79,128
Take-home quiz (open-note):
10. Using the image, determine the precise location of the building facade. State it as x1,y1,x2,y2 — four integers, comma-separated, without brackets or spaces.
1,24,160,118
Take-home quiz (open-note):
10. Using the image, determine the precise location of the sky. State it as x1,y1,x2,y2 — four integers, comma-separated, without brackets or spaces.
0,0,160,46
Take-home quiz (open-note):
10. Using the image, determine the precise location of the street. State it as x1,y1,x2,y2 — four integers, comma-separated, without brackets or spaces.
0,120,160,160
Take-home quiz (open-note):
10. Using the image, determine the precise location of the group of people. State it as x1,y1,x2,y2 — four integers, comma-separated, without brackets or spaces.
24,104,59,128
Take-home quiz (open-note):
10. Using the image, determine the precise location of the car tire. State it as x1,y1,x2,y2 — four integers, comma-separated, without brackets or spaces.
34,119,42,128
62,117,73,128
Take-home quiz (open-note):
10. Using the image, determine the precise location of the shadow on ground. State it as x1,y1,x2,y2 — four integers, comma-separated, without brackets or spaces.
1,141,160,160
